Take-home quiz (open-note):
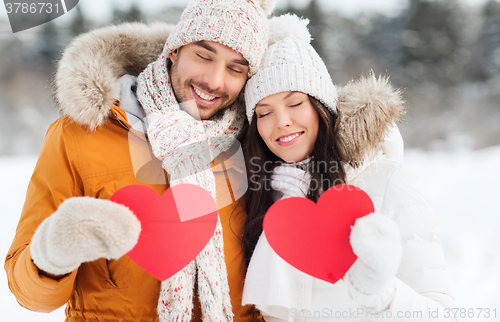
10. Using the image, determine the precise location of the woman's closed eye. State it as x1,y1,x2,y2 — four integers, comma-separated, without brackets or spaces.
289,101,303,108
257,112,271,119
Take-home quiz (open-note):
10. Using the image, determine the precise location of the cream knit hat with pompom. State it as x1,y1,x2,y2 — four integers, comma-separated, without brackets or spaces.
245,14,337,122
164,0,277,76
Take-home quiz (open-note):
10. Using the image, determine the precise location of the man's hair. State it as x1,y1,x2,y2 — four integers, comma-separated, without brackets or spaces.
162,0,277,76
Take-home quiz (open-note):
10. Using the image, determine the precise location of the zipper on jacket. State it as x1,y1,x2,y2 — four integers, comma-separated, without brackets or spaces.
118,119,129,130
115,113,130,130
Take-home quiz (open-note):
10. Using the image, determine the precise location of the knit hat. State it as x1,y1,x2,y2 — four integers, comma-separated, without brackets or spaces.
245,14,337,123
164,0,277,76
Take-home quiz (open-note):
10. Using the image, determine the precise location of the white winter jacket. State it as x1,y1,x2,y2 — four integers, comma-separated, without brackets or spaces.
242,76,457,322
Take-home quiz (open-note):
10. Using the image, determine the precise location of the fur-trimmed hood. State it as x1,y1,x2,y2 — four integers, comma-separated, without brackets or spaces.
336,73,405,166
54,22,175,130
54,23,405,165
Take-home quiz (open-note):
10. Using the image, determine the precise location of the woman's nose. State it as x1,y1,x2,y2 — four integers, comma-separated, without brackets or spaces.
276,111,292,129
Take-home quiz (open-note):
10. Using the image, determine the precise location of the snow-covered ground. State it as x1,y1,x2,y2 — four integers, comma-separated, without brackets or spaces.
1,147,499,321
405,146,500,319
0,156,66,321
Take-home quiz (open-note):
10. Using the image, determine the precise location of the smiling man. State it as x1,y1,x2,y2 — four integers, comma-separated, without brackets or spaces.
169,41,250,120
4,0,276,321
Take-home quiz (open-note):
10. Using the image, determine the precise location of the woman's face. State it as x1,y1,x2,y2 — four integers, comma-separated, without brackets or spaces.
255,91,319,162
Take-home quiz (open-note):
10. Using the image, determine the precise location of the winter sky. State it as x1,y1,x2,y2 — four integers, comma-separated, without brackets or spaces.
0,0,492,29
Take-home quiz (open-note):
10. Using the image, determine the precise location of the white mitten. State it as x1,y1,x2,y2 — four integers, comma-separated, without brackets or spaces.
345,212,402,311
31,197,141,275
270,165,311,199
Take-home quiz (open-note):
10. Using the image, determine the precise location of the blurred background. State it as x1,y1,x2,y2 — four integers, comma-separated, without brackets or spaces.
1,0,499,321
0,0,499,154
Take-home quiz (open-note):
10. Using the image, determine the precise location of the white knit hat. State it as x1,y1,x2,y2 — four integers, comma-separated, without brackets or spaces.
245,14,337,123
164,0,277,76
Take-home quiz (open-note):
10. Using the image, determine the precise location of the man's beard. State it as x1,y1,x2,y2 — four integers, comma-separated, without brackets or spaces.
169,60,231,120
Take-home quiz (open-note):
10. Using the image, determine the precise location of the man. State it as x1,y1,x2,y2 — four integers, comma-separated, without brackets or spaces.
4,0,276,321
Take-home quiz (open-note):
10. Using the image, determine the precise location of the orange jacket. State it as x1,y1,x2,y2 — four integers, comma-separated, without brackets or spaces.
4,104,254,321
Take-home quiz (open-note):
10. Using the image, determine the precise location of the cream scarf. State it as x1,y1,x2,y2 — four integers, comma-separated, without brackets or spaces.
136,48,245,321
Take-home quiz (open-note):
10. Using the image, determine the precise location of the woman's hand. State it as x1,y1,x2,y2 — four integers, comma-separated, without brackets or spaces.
345,212,402,311
270,165,311,199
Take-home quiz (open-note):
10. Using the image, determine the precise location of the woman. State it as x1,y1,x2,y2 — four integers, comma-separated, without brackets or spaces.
242,15,456,321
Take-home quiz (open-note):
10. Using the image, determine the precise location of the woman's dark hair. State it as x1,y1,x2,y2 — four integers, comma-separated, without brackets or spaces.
242,96,345,263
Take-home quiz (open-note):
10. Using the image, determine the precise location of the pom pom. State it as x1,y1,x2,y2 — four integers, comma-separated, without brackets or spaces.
256,0,278,16
267,14,311,46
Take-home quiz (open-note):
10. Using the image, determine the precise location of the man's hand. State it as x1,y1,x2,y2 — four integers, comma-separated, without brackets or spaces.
345,212,402,311
30,197,141,276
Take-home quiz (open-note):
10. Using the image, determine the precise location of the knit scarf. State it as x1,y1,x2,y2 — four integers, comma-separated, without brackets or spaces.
136,49,245,322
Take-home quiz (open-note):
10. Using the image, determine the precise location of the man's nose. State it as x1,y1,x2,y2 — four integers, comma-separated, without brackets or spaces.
202,62,225,91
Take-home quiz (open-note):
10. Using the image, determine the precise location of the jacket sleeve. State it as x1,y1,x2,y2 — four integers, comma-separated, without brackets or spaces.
380,162,457,321
4,118,82,312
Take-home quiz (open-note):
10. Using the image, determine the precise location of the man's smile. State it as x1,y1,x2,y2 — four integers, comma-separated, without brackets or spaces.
191,85,221,107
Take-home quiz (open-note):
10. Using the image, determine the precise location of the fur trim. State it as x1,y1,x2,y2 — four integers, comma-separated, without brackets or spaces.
54,22,174,130
267,14,311,46
54,24,404,167
335,72,405,166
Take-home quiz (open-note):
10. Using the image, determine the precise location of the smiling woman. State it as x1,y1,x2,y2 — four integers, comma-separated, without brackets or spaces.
255,91,319,163
241,14,457,322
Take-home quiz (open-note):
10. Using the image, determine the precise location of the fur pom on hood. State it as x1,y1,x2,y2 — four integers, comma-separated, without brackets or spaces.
54,22,174,130
54,24,404,165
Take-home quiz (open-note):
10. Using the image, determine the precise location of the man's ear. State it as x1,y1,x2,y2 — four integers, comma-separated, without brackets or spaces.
170,49,178,63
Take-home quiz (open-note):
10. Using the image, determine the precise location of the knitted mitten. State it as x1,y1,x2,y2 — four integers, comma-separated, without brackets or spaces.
31,197,141,275
345,212,402,311
270,165,311,199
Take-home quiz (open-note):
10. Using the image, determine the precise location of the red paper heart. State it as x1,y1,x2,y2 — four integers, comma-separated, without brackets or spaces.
110,184,218,281
263,184,374,284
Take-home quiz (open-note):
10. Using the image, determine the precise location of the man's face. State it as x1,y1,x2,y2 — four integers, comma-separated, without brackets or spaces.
169,41,249,120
